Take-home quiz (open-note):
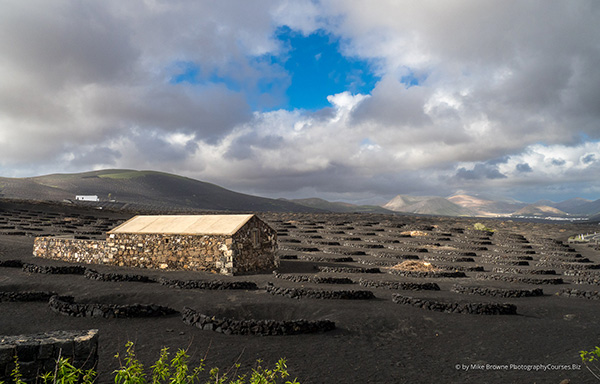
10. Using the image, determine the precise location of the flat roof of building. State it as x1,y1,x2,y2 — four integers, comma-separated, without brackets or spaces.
107,214,255,236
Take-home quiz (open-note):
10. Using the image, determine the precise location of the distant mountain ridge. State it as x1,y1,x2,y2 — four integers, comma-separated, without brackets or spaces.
0,169,319,213
1,169,598,218
287,197,394,214
383,195,475,216
383,193,600,218
513,205,570,218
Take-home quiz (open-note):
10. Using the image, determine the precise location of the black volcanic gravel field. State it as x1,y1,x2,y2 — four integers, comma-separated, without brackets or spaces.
2,200,600,383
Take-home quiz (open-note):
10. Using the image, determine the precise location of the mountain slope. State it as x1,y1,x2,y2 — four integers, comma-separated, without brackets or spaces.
448,194,527,215
554,198,595,214
383,195,475,216
383,195,437,211
289,198,394,214
0,169,319,213
512,205,570,217
566,198,600,216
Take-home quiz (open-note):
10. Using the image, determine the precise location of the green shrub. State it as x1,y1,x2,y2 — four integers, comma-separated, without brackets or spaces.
581,346,600,381
2,342,299,384
473,222,494,232
40,357,96,384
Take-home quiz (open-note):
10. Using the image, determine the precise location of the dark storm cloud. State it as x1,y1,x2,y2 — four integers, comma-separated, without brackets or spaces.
0,1,139,87
516,163,533,173
89,84,252,144
130,130,198,163
224,132,285,160
0,0,277,171
351,77,432,128
68,147,122,169
581,154,596,165
455,163,507,180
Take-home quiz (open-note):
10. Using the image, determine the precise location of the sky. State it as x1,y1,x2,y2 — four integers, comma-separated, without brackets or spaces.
1,0,599,205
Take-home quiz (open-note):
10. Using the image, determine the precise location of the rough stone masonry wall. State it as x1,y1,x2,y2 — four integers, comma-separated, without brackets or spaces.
231,216,278,275
33,237,109,265
106,233,233,274
0,329,98,383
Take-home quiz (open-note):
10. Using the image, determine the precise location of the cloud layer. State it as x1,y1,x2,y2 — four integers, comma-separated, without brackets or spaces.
1,0,599,203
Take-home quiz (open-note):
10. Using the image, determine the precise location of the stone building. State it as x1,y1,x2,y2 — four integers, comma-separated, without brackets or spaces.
34,214,278,276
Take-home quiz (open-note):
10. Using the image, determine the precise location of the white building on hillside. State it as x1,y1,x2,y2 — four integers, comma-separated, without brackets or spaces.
75,195,99,202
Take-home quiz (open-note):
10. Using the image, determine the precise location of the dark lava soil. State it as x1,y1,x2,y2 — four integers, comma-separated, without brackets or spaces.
1,200,600,383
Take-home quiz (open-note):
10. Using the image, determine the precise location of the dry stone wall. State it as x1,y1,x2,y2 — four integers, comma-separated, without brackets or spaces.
182,307,335,336
0,329,98,383
33,237,108,265
106,233,232,273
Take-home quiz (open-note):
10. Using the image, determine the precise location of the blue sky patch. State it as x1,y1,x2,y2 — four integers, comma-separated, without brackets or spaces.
272,26,379,110
400,69,427,88
169,28,379,111
170,62,200,84
170,62,241,92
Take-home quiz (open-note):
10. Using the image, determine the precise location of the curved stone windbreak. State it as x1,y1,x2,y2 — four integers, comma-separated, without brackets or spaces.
540,250,581,257
306,240,342,246
356,260,394,268
557,289,600,300
388,246,428,253
22,263,86,275
158,278,258,290
266,286,375,300
475,273,563,285
357,279,440,291
449,242,488,251
49,295,178,318
279,245,320,252
84,269,156,283
323,248,367,256
539,256,590,263
342,243,385,249
392,294,517,315
489,248,535,255
433,264,485,272
480,258,530,266
272,274,355,284
279,238,300,243
369,253,420,260
312,276,355,284
564,270,600,277
573,277,600,285
272,274,311,283
536,261,600,270
0,290,57,302
0,259,24,268
429,251,477,257
0,329,98,384
451,284,543,298
492,267,556,275
387,269,466,278
298,255,354,263
423,255,475,263
181,307,335,336
316,266,381,274
482,254,533,261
